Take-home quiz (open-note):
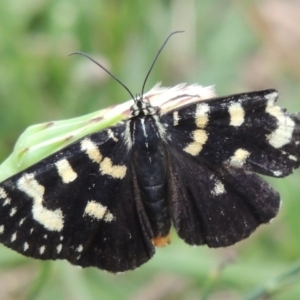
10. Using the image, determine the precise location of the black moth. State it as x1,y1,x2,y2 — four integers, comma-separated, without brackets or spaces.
0,33,300,273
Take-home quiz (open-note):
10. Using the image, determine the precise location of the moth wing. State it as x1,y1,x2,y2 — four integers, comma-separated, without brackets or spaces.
167,148,280,246
0,123,154,273
161,90,300,177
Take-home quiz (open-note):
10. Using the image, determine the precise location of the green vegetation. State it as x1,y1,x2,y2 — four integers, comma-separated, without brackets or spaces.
0,1,300,299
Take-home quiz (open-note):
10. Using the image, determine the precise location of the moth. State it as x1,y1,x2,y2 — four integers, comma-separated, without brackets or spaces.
0,32,299,273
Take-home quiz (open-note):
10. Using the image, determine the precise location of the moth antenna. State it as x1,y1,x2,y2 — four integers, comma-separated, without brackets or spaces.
70,31,184,104
69,52,136,102
141,31,184,100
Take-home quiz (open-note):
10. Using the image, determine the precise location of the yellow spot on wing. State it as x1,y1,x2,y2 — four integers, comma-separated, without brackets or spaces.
84,200,114,222
229,102,244,126
81,138,103,163
195,103,210,128
184,129,208,156
101,157,127,179
55,159,77,183
229,148,250,167
81,138,127,179
18,173,64,231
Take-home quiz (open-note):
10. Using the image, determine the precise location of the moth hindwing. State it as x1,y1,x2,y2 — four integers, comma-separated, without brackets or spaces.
0,85,299,272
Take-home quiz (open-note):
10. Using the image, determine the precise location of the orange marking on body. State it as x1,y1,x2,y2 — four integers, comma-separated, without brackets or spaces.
152,234,171,247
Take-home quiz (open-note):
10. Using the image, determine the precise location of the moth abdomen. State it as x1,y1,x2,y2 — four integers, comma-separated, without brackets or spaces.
132,115,171,240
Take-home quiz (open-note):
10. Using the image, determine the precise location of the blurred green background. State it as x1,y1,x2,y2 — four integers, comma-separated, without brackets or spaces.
0,0,300,299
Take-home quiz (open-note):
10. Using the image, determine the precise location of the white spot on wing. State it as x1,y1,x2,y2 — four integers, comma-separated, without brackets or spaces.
0,188,7,199
84,200,114,222
229,102,245,126
0,188,11,206
266,99,295,148
39,246,45,254
273,170,282,177
264,91,278,103
23,242,29,251
17,173,64,232
211,180,225,196
11,232,17,242
3,198,11,206
56,244,62,254
0,225,4,234
19,218,25,226
55,159,77,183
76,245,83,252
289,155,297,161
10,207,17,216
229,148,250,168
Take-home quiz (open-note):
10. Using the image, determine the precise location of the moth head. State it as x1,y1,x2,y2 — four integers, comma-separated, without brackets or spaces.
130,95,159,117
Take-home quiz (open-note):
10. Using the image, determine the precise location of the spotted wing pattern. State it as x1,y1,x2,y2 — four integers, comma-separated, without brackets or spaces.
0,124,154,272
161,90,300,246
0,89,299,273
